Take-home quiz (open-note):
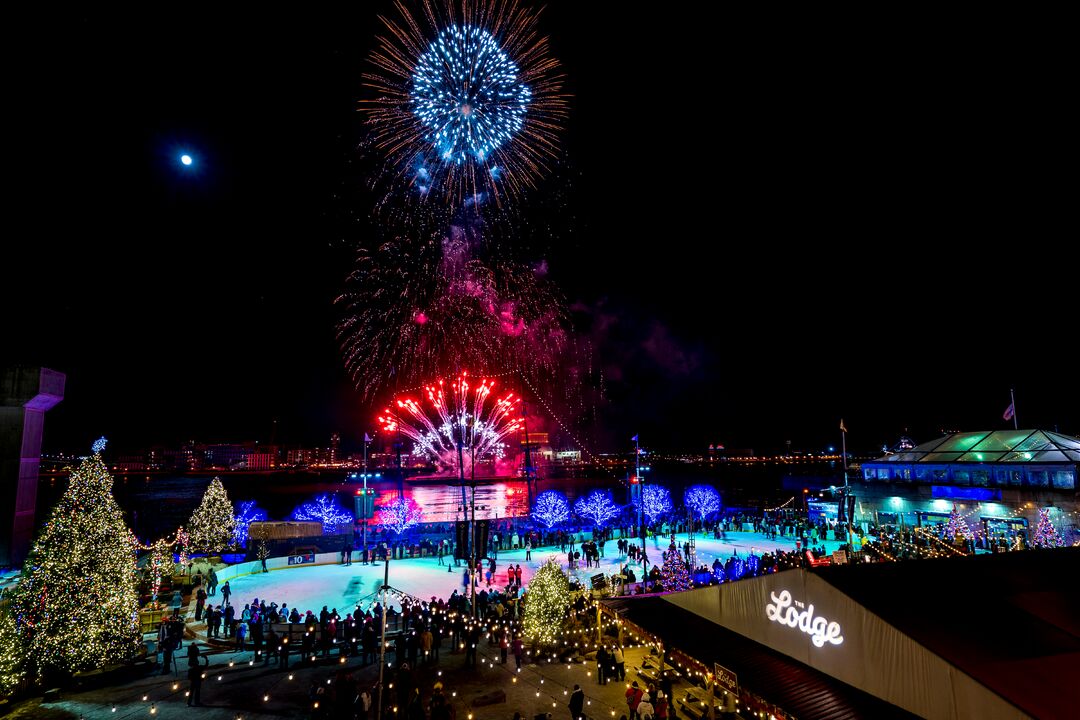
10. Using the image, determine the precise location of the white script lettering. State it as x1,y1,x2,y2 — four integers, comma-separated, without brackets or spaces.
765,589,844,648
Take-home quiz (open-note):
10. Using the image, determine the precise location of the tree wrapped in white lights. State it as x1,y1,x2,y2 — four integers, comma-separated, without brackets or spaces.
531,490,570,528
188,477,237,553
376,497,424,535
684,485,722,528
574,490,621,528
637,484,673,524
147,538,174,602
523,558,570,648
10,448,140,677
292,494,354,534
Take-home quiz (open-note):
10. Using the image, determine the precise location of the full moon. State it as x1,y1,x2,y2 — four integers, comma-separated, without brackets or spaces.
180,154,193,166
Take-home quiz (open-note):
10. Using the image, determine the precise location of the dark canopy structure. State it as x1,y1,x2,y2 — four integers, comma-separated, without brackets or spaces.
862,429,1080,489
603,548,1080,719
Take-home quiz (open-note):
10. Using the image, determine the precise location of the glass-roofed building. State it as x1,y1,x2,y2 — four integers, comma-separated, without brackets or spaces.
855,429,1079,539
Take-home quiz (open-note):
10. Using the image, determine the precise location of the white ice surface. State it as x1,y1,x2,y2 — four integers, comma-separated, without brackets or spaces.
221,531,842,614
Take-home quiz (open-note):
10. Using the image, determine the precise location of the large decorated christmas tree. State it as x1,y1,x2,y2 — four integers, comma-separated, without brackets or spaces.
523,558,570,648
661,540,691,591
188,477,236,553
0,610,25,698
11,441,140,677
1032,508,1065,548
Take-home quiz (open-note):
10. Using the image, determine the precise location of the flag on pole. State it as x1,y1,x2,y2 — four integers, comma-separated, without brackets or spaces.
1003,403,1015,421
840,419,848,434
631,434,639,442
364,433,372,443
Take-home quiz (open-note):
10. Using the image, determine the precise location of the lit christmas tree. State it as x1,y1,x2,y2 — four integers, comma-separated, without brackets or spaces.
945,504,973,542
147,538,174,603
231,500,269,547
684,485,722,530
523,558,570,648
0,610,25,698
1032,508,1065,548
176,525,190,569
531,490,570,528
291,494,354,534
11,446,140,678
376,497,424,535
188,477,237,553
661,540,691,591
637,485,673,524
573,490,621,528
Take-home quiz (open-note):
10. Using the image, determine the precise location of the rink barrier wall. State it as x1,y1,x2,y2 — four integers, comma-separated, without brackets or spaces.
216,551,343,584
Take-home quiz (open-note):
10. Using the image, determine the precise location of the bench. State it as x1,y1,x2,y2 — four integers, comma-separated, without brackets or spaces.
676,689,718,720
635,666,660,685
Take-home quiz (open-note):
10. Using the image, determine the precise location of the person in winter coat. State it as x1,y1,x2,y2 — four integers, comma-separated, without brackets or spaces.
195,586,207,621
626,682,643,720
654,691,668,720
613,645,626,680
235,619,247,652
186,644,209,706
596,646,609,685
637,693,655,720
568,684,585,720
512,635,525,669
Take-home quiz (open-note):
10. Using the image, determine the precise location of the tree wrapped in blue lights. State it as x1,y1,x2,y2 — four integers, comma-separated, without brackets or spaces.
531,490,570,528
376,497,424,535
724,556,746,582
574,490,621,528
232,500,269,548
684,485,722,530
637,485,673,524
291,494,354,534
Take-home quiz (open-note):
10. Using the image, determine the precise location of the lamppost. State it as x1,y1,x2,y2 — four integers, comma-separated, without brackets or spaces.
362,433,370,564
634,435,649,576
470,420,478,619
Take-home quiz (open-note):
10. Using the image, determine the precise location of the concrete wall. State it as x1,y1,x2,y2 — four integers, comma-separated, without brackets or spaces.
1,367,64,567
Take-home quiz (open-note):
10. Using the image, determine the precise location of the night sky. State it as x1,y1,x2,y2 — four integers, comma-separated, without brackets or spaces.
6,6,1076,456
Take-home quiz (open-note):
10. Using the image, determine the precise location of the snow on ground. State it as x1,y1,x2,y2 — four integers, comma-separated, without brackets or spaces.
223,531,834,615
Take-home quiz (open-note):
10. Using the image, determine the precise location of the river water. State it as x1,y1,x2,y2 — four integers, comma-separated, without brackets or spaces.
36,461,843,543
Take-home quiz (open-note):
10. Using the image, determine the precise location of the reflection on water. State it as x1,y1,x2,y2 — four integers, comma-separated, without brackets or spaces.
36,463,814,543
403,482,531,523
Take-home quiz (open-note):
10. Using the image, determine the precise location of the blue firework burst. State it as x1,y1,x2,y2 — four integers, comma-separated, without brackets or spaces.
411,24,531,167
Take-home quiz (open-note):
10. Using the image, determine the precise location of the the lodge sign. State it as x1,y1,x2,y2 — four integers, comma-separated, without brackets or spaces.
765,589,844,648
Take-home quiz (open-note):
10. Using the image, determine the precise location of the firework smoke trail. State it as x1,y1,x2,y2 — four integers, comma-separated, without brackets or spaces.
377,373,524,472
335,220,566,401
363,0,567,205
